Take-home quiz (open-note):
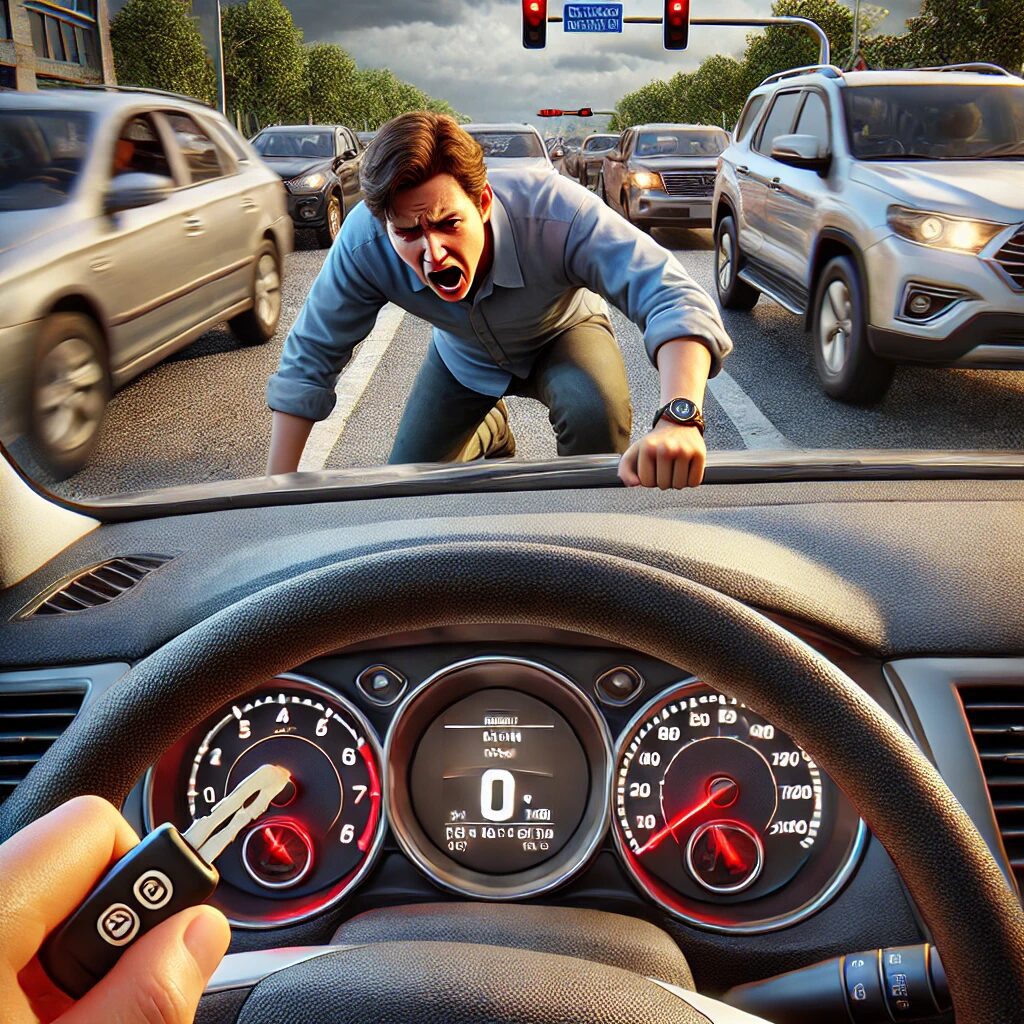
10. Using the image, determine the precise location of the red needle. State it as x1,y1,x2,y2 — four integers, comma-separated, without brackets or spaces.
637,780,738,855
711,825,746,872
263,827,294,865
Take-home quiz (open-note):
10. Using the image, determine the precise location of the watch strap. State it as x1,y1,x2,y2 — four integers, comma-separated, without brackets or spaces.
652,400,705,435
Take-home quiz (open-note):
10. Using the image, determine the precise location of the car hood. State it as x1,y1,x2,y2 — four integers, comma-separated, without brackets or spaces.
629,156,719,172
851,161,1024,222
261,156,331,181
484,157,554,173
0,205,77,260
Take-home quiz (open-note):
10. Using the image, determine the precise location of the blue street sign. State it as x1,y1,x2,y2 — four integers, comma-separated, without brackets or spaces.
563,3,623,32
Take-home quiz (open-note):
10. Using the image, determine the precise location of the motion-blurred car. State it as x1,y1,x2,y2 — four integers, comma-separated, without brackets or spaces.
463,123,554,174
564,132,618,189
0,87,292,478
250,125,363,248
714,64,1024,403
600,124,730,230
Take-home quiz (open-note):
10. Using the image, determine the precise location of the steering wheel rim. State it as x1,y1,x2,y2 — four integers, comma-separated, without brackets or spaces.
3,541,1023,1022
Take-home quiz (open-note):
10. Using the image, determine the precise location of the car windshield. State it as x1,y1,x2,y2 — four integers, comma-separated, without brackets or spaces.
252,130,334,158
1,2,1023,508
844,84,1024,160
0,110,91,211
634,130,729,156
469,131,545,158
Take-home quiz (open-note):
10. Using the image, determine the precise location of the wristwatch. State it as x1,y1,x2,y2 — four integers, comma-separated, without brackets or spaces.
652,398,705,434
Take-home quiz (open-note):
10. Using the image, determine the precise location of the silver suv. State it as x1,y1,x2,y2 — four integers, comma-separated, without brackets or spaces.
714,64,1024,403
0,87,293,477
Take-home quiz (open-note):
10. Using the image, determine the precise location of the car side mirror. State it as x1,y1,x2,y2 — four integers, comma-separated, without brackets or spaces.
771,134,831,173
103,172,174,214
341,148,358,161
551,146,565,159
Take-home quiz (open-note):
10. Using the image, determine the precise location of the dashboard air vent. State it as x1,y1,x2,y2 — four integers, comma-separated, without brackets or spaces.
0,685,87,804
17,555,172,619
960,684,1024,893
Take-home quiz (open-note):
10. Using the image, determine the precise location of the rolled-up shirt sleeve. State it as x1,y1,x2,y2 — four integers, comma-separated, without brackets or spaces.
563,188,733,375
266,226,386,421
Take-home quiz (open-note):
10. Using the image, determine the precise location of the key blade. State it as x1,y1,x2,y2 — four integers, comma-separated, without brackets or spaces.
183,764,291,864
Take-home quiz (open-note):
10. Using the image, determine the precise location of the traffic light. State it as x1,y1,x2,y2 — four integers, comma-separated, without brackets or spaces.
538,109,563,117
522,0,547,49
577,107,593,117
663,0,690,50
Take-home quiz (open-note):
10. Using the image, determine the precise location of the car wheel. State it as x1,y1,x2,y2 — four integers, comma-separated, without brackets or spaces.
813,255,894,404
714,216,759,311
229,241,282,347
316,193,342,248
29,312,110,480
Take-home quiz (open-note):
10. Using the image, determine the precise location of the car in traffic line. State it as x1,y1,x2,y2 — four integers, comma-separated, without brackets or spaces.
714,63,1024,404
564,132,618,189
463,122,555,174
600,123,730,230
250,124,364,248
0,87,292,479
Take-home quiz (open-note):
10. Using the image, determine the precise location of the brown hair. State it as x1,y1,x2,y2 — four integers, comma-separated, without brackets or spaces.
360,112,487,223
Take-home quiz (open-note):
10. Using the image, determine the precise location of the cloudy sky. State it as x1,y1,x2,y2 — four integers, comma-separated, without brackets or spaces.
174,0,924,126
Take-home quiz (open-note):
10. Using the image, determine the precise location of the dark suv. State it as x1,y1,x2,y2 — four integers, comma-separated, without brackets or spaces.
251,125,363,247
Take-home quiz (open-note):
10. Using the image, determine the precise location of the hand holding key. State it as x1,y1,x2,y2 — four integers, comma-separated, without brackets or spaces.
0,795,229,1024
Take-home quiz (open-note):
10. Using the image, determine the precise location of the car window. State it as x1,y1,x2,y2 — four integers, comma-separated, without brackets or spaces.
734,94,767,142
795,91,830,149
110,115,171,180
843,84,1024,160
163,112,226,184
755,91,803,154
0,108,91,210
251,131,336,158
468,131,545,158
634,130,728,156
583,135,617,152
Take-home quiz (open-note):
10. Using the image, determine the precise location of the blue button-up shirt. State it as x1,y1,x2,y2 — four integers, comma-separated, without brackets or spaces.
267,168,732,419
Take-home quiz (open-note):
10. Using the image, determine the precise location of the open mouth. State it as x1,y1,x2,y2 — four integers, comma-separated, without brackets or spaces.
427,265,465,293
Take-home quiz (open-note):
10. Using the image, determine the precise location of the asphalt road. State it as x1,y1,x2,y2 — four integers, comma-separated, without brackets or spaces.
23,221,1024,502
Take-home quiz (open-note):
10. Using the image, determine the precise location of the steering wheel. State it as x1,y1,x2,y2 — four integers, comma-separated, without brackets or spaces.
2,543,1022,1022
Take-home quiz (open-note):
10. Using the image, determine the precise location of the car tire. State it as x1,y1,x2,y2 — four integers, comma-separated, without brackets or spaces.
229,240,282,347
813,255,894,404
316,192,342,248
29,312,110,480
715,216,759,311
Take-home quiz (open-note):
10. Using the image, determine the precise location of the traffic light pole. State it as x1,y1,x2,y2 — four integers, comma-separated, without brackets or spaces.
544,15,831,65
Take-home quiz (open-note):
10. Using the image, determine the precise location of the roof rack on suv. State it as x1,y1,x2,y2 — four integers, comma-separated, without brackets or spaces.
59,83,213,108
914,63,1014,77
758,64,844,88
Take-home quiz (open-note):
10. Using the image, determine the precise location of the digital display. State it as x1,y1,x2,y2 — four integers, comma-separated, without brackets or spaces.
409,688,589,873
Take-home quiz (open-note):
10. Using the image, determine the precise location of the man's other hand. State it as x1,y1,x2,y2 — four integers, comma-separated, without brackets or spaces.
0,796,230,1024
617,421,706,489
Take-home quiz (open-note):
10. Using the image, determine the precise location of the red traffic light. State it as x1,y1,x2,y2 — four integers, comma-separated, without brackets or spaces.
538,109,563,117
664,0,690,50
523,0,547,48
576,107,593,117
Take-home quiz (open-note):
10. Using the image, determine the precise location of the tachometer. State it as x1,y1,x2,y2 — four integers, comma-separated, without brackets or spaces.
148,675,385,927
613,682,865,932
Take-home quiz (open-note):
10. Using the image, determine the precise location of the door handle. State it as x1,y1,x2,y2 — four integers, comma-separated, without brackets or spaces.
736,165,750,176
769,178,785,192
184,215,204,233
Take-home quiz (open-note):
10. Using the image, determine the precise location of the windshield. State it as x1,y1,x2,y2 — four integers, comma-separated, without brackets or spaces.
634,130,729,156
468,131,545,158
0,110,91,211
2,3,1023,506
252,130,334,158
844,85,1024,160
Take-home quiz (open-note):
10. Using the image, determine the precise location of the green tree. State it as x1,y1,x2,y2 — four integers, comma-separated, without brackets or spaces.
109,0,214,104
608,78,675,131
683,56,745,127
304,43,360,124
222,0,307,130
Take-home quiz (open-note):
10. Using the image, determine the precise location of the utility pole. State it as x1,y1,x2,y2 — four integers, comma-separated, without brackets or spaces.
850,0,862,68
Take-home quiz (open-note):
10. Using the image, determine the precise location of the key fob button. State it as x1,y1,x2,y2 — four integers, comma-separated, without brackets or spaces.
96,904,140,946
133,870,174,910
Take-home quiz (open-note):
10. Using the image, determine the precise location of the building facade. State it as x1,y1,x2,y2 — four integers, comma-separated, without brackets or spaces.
0,0,115,90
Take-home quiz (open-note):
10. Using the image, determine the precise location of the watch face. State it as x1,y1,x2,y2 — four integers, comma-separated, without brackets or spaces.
669,399,696,422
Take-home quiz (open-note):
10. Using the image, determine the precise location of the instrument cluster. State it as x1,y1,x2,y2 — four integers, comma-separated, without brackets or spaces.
146,653,866,932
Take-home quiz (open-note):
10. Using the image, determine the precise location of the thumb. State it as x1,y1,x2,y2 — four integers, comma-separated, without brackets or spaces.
617,444,641,487
60,905,229,1024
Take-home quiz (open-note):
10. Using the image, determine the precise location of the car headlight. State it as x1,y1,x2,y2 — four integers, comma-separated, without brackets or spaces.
631,170,663,190
886,206,1005,254
287,171,327,193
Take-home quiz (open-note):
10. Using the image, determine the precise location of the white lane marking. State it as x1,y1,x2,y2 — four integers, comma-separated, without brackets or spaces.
299,303,407,471
706,369,792,450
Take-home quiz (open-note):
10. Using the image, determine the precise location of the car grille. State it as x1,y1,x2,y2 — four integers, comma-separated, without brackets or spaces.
992,228,1024,290
659,171,716,198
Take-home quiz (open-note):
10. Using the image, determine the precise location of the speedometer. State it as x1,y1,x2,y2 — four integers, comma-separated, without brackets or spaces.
613,682,866,932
